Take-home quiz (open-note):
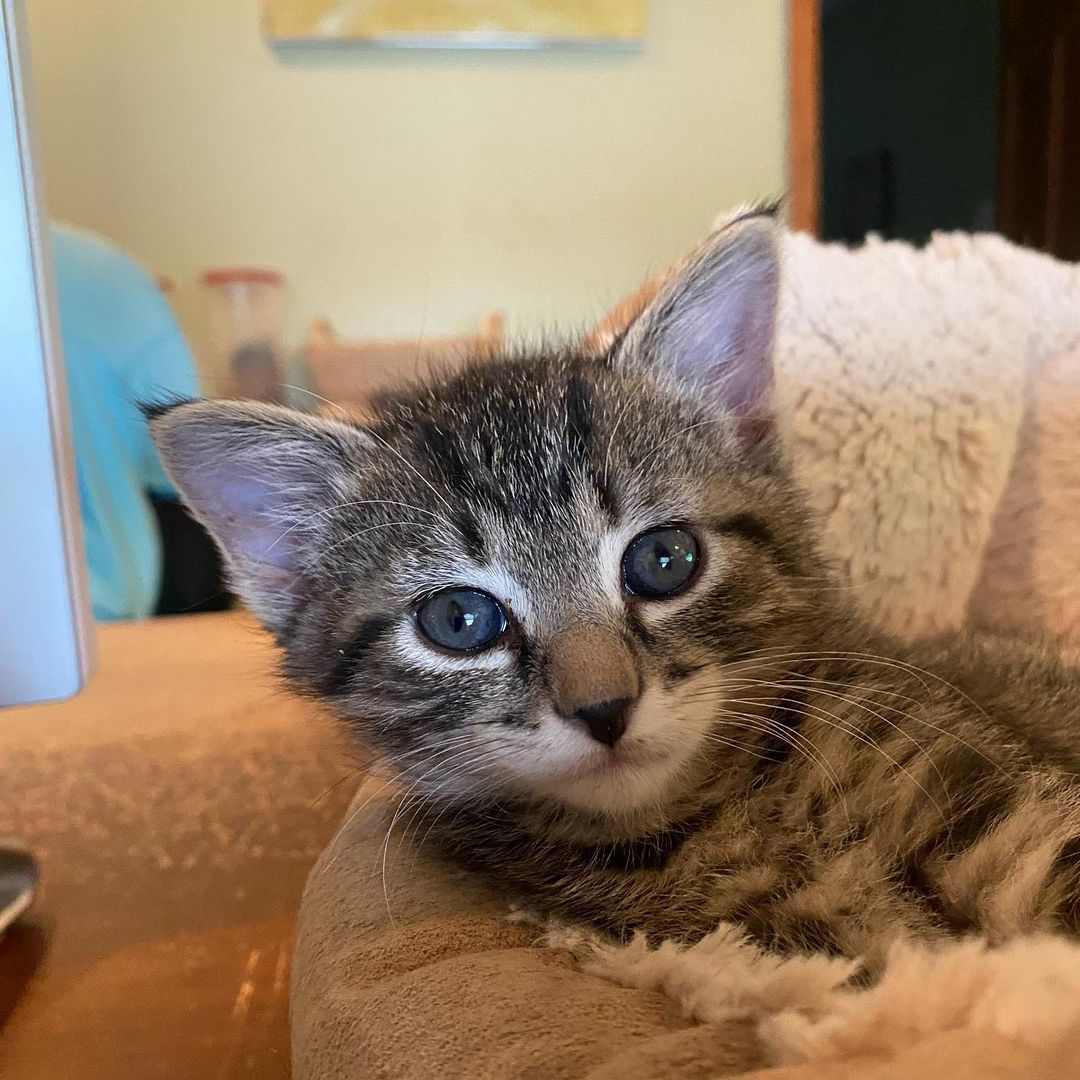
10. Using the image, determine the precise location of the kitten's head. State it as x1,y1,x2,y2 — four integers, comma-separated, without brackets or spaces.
151,209,824,824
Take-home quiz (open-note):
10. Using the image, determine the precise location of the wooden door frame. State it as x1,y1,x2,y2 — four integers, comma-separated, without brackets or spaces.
788,0,821,235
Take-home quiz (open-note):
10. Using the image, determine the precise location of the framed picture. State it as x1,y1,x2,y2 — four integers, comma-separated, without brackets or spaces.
263,1,647,50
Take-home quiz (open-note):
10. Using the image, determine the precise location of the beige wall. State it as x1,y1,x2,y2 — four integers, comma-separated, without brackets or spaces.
26,0,786,387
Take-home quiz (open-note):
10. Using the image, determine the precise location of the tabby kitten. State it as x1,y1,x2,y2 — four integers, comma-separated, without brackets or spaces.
150,208,1080,970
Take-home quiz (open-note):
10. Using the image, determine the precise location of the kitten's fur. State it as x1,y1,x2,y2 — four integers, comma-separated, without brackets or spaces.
150,209,1080,971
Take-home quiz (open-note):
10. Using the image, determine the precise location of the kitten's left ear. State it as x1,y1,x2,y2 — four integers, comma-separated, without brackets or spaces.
614,205,781,446
147,399,371,634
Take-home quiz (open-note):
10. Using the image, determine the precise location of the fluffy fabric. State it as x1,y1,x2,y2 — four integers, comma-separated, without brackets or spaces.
774,230,1028,640
553,923,1080,1071
546,923,856,1028
295,782,1080,1079
617,219,1080,645
292,777,757,1080
768,934,1080,1064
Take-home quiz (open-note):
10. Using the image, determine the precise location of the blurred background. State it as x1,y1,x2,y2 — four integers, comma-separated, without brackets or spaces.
24,0,1078,622
27,0,786,394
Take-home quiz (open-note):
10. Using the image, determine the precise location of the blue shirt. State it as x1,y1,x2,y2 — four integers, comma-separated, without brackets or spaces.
53,224,198,621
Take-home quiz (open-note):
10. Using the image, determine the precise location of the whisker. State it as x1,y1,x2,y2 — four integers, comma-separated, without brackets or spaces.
711,711,850,817
722,647,985,718
309,765,364,809
318,520,445,559
714,675,951,803
397,743,513,867
712,653,1006,776
722,695,947,823
276,382,355,418
382,744,512,901
266,497,459,557
315,734,486,878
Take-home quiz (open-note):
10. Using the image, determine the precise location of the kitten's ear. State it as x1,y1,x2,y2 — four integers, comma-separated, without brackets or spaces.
148,400,370,632
614,206,781,447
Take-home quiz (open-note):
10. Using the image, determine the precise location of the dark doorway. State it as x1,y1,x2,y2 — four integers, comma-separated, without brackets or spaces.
821,0,1000,245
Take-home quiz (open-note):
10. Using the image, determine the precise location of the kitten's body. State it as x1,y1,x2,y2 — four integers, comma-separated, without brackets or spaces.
427,629,1080,970
150,209,1080,971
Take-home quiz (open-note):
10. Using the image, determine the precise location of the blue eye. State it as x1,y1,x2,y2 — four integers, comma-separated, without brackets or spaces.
416,588,507,652
622,527,700,599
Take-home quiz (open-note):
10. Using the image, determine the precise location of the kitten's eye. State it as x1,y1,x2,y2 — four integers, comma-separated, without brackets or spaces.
622,527,700,599
416,588,507,652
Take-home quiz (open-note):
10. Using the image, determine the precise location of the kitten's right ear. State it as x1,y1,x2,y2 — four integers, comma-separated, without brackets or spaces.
148,400,370,632
613,205,781,450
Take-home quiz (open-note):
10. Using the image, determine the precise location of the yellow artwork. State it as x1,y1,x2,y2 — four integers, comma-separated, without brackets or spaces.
263,0,647,47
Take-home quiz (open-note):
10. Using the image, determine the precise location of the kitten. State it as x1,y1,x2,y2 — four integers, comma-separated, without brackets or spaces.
149,208,1080,971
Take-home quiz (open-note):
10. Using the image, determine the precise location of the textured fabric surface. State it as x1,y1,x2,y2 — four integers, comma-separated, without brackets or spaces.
292,231,1080,1078
291,777,767,1080
591,225,1080,644
775,231,1028,640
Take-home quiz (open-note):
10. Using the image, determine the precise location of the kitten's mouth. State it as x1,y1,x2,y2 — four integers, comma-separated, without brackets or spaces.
568,741,660,777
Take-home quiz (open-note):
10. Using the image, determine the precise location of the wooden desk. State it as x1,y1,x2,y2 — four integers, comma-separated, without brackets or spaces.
0,614,358,1079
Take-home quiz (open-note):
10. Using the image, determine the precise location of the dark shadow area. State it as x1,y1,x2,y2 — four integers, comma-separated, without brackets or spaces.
0,920,50,1031
152,497,232,616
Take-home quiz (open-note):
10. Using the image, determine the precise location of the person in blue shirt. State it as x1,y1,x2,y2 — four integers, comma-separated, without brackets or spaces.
52,223,217,620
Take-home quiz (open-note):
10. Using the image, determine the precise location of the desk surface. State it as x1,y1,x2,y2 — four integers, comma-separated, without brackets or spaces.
0,613,357,1080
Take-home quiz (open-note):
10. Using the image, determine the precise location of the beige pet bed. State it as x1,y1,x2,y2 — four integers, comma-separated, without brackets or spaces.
291,230,1080,1079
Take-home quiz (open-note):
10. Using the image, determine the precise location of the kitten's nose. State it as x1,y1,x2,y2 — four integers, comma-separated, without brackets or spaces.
574,698,632,748
548,626,640,745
